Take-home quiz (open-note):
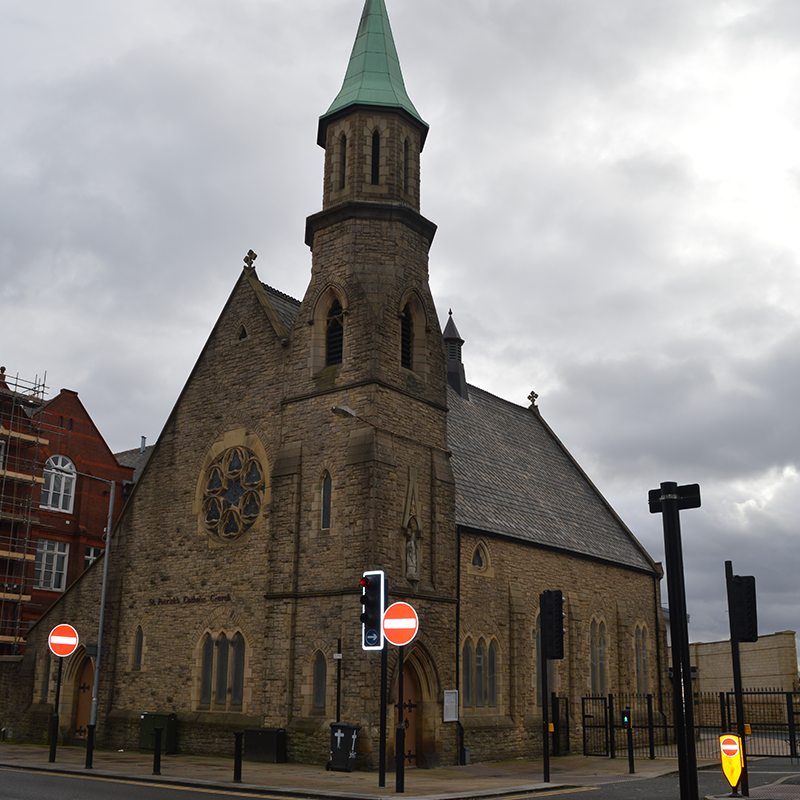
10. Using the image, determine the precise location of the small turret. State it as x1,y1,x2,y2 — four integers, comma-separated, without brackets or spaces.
443,310,468,399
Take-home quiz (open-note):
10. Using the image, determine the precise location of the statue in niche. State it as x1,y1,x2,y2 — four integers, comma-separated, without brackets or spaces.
402,466,422,582
406,525,420,581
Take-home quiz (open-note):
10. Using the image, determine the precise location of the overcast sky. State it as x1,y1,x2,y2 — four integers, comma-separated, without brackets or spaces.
3,0,799,653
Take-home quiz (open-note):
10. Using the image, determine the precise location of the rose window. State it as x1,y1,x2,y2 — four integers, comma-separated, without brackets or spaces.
202,447,263,543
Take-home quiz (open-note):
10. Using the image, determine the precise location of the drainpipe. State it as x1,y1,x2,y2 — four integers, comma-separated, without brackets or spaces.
456,525,464,764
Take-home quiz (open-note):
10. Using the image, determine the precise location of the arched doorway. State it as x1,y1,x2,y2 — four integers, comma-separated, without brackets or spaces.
72,657,94,744
394,660,422,768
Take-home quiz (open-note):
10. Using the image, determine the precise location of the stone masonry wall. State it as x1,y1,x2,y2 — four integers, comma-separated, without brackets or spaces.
459,529,665,761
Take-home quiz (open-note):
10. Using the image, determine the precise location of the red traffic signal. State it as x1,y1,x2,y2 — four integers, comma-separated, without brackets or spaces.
360,570,385,651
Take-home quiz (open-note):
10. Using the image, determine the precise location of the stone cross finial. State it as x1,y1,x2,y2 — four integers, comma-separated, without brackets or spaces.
243,250,257,269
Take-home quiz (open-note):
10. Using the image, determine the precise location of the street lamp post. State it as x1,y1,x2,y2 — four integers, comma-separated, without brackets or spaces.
84,473,113,769
49,465,115,769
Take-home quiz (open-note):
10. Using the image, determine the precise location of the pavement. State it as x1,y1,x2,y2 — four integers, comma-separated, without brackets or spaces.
0,741,797,799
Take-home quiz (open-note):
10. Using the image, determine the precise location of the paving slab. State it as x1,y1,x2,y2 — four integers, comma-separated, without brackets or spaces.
0,742,715,799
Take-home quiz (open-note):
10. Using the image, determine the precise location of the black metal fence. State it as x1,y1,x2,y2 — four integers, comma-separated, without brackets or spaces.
582,691,800,760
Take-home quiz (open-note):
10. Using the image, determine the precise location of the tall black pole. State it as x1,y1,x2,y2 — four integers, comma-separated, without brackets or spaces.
336,638,342,723
379,643,387,787
48,656,63,763
540,592,550,783
649,481,700,800
396,644,405,794
726,560,749,797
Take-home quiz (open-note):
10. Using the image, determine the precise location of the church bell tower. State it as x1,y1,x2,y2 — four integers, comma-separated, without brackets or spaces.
282,2,457,763
299,0,446,416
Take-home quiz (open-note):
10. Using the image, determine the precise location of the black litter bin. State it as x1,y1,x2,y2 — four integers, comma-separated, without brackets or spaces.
327,722,360,772
243,728,287,763
139,712,177,754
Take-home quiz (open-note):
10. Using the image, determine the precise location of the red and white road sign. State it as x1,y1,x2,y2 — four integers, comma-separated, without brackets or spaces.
719,733,744,789
48,624,79,658
720,736,740,758
382,602,419,646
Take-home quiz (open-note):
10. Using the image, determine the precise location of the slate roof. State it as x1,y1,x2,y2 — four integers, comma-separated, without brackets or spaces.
447,384,655,573
249,278,651,572
115,445,155,483
262,283,301,333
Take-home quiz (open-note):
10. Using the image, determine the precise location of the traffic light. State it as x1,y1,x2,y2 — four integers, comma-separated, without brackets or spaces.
541,590,566,660
360,570,385,651
621,707,631,729
730,574,758,643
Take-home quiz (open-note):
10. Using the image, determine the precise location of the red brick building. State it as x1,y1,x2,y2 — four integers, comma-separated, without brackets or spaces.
0,369,132,654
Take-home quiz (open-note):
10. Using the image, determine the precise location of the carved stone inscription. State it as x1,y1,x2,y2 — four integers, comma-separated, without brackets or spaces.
149,593,232,607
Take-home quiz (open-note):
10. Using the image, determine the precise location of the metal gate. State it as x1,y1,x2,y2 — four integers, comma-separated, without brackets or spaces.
582,696,608,756
725,691,800,758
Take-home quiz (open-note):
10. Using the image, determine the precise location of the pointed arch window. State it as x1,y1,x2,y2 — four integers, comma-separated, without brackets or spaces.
321,471,332,529
635,626,649,695
326,300,344,366
313,651,327,708
488,641,498,708
462,640,473,708
401,303,413,369
215,634,229,705
403,138,410,194
371,130,380,185
339,133,347,190
231,633,245,707
200,635,214,705
199,631,246,710
463,637,499,711
590,621,606,696
475,640,486,707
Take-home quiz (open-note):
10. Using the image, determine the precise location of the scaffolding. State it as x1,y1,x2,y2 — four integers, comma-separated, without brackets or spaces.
0,368,47,654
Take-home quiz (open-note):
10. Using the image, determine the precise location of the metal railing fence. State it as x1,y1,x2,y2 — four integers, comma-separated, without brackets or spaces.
582,691,800,760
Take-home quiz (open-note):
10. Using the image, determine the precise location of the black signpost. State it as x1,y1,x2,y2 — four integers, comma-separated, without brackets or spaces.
48,656,64,763
540,612,551,784
539,590,565,784
649,481,701,800
360,570,389,789
726,560,758,797
396,644,406,794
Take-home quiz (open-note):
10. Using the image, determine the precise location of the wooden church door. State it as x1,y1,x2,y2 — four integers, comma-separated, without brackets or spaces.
73,658,94,743
395,662,421,768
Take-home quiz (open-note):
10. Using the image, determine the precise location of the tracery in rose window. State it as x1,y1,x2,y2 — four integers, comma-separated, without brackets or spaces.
202,447,263,543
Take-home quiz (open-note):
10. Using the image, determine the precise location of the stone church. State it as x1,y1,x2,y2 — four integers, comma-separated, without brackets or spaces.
2,0,665,766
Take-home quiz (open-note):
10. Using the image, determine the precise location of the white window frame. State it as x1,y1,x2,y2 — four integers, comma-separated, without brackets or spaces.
84,545,103,570
34,539,69,591
41,455,76,513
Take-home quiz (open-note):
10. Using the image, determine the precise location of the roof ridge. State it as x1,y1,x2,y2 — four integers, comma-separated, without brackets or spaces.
261,282,301,307
463,383,532,413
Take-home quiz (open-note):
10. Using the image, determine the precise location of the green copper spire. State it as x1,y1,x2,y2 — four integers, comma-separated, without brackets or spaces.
318,0,428,147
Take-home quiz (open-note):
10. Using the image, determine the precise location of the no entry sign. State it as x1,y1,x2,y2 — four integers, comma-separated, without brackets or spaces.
48,624,79,658
719,733,743,789
382,602,419,646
